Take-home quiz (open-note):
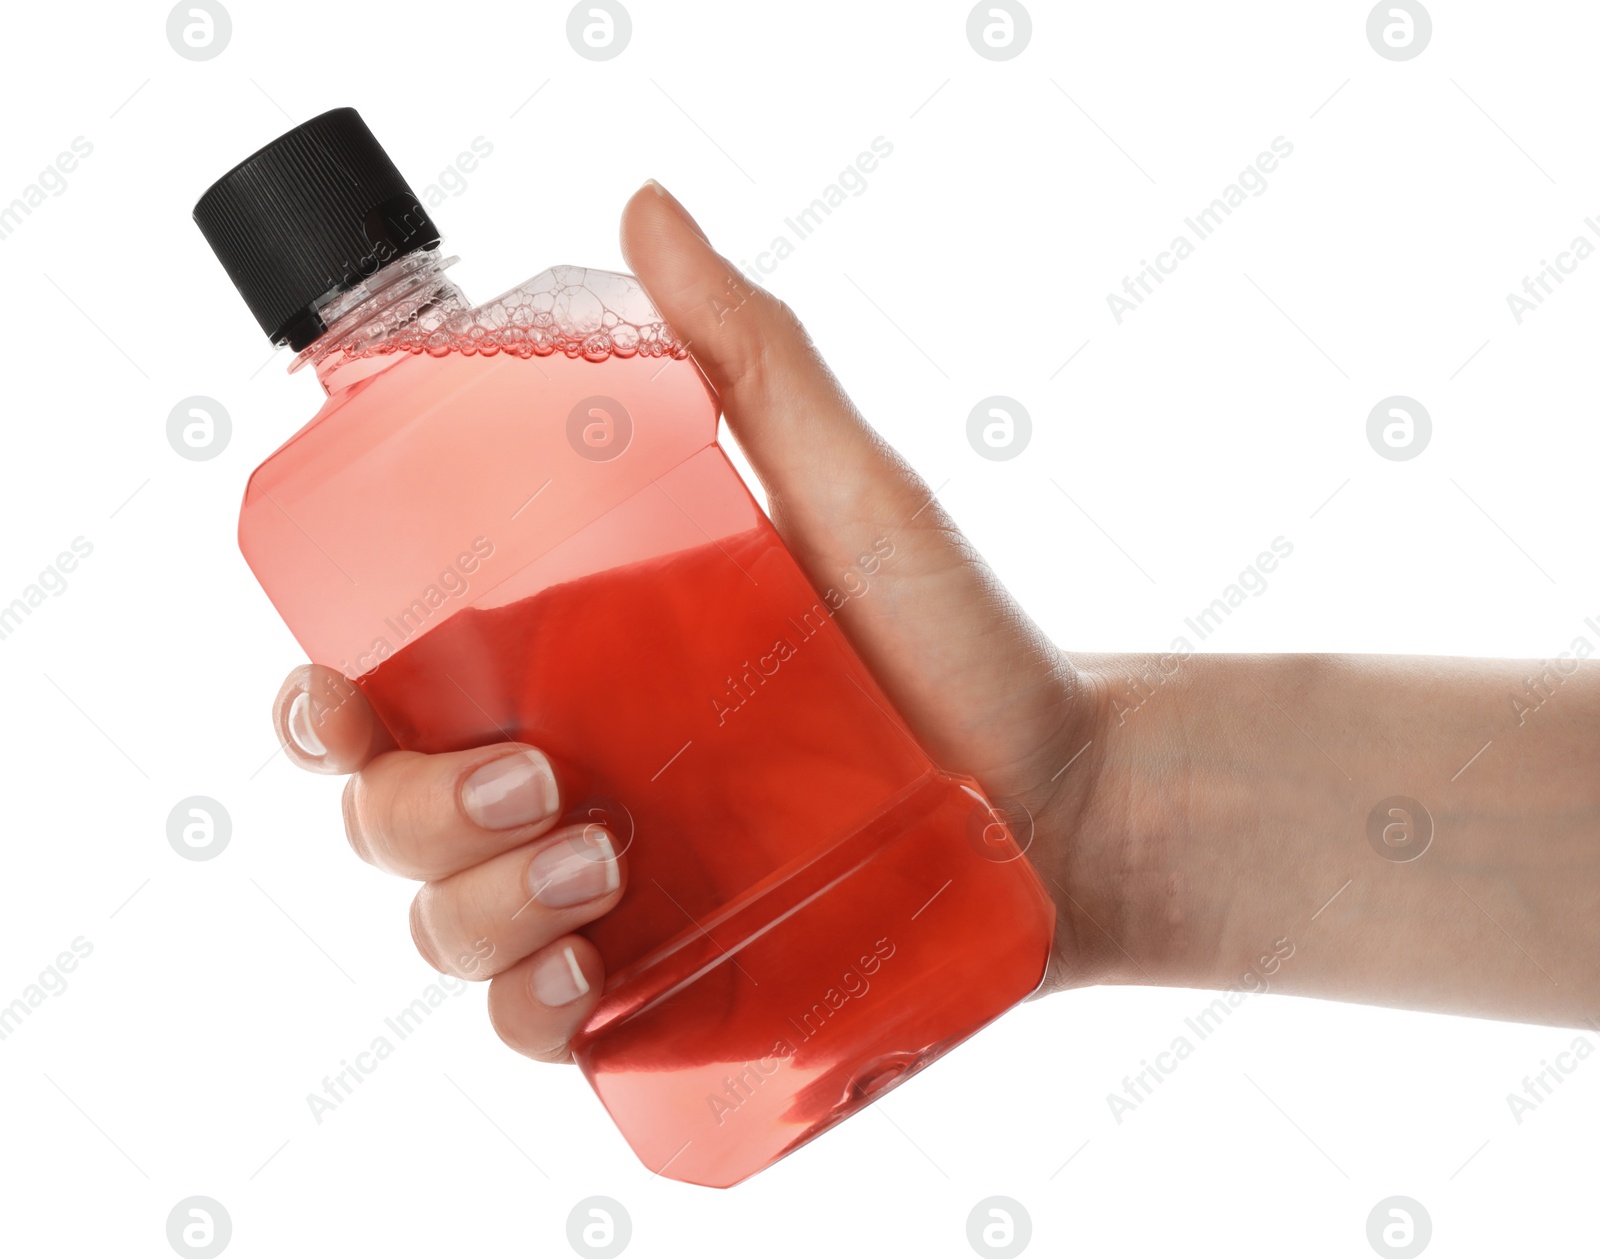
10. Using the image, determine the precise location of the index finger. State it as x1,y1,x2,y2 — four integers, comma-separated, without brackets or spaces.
273,662,397,775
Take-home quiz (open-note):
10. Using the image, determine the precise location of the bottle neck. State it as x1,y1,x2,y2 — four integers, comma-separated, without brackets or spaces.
293,248,470,392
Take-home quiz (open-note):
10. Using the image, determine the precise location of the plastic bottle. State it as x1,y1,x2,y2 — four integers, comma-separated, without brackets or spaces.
194,108,1054,1187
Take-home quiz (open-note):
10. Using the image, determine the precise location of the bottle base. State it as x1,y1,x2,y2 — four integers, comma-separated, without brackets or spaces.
571,772,1056,1187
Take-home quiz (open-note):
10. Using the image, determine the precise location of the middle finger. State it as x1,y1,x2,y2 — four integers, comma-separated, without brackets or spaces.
342,742,563,880
411,822,625,979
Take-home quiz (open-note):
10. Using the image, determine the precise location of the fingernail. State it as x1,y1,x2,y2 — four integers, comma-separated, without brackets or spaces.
643,178,710,243
461,751,559,829
286,689,328,758
532,944,591,1007
528,827,620,908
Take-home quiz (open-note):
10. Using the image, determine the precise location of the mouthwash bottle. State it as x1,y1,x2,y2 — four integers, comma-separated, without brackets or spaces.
194,108,1055,1187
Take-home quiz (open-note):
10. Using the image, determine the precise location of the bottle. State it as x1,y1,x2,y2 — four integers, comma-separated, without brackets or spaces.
194,108,1055,1187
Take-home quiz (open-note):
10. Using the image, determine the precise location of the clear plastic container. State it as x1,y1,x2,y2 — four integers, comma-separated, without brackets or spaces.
201,112,1055,1187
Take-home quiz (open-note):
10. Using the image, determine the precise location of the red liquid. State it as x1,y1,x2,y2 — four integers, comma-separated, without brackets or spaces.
239,274,1055,1186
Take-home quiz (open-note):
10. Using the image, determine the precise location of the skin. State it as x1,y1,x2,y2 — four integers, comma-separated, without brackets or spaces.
272,181,1600,1069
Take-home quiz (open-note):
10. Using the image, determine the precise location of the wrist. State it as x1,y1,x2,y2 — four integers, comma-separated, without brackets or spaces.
1023,655,1151,993
1059,653,1361,996
1031,651,1300,997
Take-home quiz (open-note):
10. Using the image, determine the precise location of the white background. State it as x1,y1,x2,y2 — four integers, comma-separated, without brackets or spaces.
1,1,1596,1255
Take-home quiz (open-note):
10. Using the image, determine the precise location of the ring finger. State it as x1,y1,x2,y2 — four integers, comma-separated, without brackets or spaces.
411,822,625,980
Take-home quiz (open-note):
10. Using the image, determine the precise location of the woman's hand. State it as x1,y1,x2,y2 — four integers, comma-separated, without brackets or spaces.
273,181,1600,1065
280,686,628,1060
269,180,1123,1065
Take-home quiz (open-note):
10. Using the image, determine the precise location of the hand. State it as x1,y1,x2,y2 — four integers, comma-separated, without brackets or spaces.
270,179,1124,1065
273,180,1600,1067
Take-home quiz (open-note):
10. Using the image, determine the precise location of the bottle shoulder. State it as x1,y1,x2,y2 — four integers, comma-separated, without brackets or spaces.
239,262,715,578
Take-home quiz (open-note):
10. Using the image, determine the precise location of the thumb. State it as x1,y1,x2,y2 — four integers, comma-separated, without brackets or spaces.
618,182,1080,795
619,179,925,572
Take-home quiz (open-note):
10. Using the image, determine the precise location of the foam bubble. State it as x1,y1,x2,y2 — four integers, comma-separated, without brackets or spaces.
354,265,688,362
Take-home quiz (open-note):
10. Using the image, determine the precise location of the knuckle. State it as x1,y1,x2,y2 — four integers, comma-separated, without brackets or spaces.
768,293,802,330
446,880,503,981
345,755,440,879
409,889,445,974
758,289,809,349
341,776,373,865
455,932,502,981
487,973,572,1064
382,783,434,877
726,322,778,399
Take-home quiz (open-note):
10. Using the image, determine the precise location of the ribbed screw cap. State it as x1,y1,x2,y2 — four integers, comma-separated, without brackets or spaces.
193,107,441,349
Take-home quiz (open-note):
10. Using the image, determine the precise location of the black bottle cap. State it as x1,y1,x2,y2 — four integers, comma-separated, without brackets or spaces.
193,107,441,350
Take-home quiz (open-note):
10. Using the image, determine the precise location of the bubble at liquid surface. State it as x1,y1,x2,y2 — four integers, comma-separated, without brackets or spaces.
357,266,688,363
